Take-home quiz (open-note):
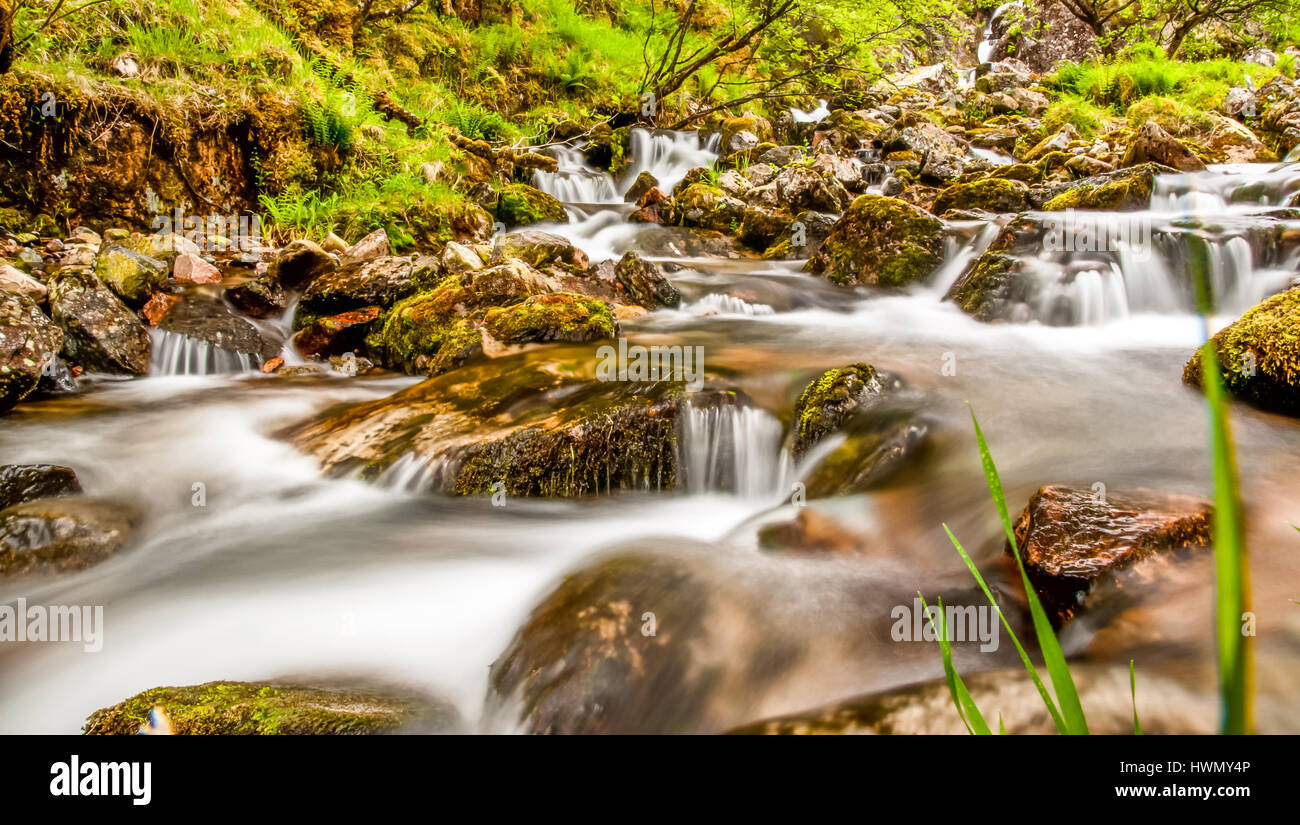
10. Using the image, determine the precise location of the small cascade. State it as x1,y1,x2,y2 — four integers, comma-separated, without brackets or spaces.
677,401,791,498
686,293,776,317
375,453,458,494
532,145,621,205
1151,163,1300,210
790,99,829,124
978,1,1022,64
620,129,721,197
151,329,262,376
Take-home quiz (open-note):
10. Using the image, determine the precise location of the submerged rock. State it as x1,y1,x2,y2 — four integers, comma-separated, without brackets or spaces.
1183,286,1300,415
0,498,138,579
84,681,461,735
48,271,150,375
0,464,81,510
1010,485,1212,624
0,293,62,412
805,194,945,287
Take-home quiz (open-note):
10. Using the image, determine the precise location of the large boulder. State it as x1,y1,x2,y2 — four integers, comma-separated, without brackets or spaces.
1037,163,1170,211
273,239,336,290
805,194,945,287
84,681,461,735
774,166,852,213
1121,121,1206,172
932,178,1031,215
1184,286,1300,415
790,363,899,458
92,244,168,305
614,252,680,308
495,183,567,226
48,271,150,375
490,230,589,271
0,497,138,579
0,293,62,411
1009,485,1212,624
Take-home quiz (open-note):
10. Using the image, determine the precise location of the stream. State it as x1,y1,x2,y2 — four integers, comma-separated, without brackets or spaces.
3,130,1300,733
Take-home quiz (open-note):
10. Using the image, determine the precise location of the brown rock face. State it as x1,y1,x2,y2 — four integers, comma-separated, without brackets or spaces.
1009,485,1213,623
1122,121,1206,172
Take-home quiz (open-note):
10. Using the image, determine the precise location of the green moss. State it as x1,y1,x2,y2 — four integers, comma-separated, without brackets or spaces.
483,293,615,344
1184,286,1300,415
366,283,461,373
947,251,1035,321
791,363,877,456
83,680,453,735
495,183,567,227
932,178,1030,215
1043,165,1160,211
805,194,944,288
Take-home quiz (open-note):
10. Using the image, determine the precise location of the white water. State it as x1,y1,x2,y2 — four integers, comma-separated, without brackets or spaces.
151,329,262,375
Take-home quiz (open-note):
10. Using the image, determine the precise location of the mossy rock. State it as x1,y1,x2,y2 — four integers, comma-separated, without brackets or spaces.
1183,286,1300,415
804,194,945,288
483,293,615,345
84,680,461,735
790,363,889,457
92,245,167,306
986,163,1042,183
494,183,567,227
1039,163,1169,211
932,178,1030,215
295,256,443,329
945,251,1038,321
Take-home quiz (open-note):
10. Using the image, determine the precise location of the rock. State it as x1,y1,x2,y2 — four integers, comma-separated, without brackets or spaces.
48,272,150,375
1122,121,1206,172
0,293,62,411
464,259,552,306
1206,113,1274,163
946,250,1038,321
482,293,615,345
440,241,483,274
757,508,863,556
141,292,179,326
92,244,167,305
665,183,746,233
293,307,382,358
320,232,348,254
726,130,760,154
1009,485,1212,624
296,256,439,326
0,498,138,579
739,206,790,250
1038,162,1168,211
110,53,140,78
932,178,1030,215
1223,87,1256,119
1184,286,1300,415
757,145,804,167
171,252,222,284
614,252,680,309
774,166,852,213
156,296,282,362
805,194,945,287
122,232,200,261
490,230,589,271
761,210,836,260
273,240,336,289
879,113,968,182
338,229,390,267
1011,87,1050,116
0,264,47,301
789,363,900,458
224,270,289,319
84,681,461,735
494,183,567,226
1022,123,1079,163
0,464,81,510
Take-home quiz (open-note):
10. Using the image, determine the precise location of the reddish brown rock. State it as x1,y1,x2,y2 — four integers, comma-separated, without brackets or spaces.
1008,485,1213,623
292,307,381,358
172,252,222,284
142,292,179,326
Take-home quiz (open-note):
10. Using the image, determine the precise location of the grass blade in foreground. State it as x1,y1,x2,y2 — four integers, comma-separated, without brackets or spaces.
1198,343,1253,734
1130,660,1142,735
969,409,1089,734
920,594,991,735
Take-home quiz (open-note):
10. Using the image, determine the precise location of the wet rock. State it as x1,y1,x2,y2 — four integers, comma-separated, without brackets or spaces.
761,211,836,260
614,252,679,309
293,307,382,359
666,183,746,233
0,498,138,579
946,250,1038,321
171,252,222,284
92,244,167,305
0,293,62,411
0,263,47,301
1122,121,1206,172
490,230,589,271
739,206,790,250
932,178,1030,215
1206,113,1274,163
757,508,864,556
1184,285,1300,415
805,194,945,287
157,296,282,362
790,363,899,458
48,271,150,375
296,256,439,326
624,171,660,204
1037,162,1169,211
774,166,852,213
1009,485,1212,624
494,183,567,226
0,464,81,510
273,240,337,290
84,681,462,735
879,113,968,182
482,293,615,345
338,229,390,268
224,270,288,319
466,259,552,306
440,241,483,274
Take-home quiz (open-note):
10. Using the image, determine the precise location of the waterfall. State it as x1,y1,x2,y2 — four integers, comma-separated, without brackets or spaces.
151,329,263,376
619,129,720,197
375,453,458,494
532,145,621,204
677,400,791,498
686,293,776,317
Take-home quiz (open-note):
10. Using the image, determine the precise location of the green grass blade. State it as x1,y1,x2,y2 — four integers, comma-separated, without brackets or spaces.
1130,659,1142,735
942,523,1067,733
969,408,1090,734
1198,343,1253,735
920,594,991,735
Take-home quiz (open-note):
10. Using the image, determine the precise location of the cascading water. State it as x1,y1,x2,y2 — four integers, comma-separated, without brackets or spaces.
151,329,263,375
677,401,792,499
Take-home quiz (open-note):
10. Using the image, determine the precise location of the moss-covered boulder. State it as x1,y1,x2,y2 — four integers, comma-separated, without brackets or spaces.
1038,163,1170,211
1,293,62,412
932,178,1030,215
482,293,615,345
1183,286,1300,415
295,256,441,329
92,245,167,306
494,183,567,226
791,363,895,457
666,183,746,234
0,497,138,579
804,194,945,287
945,250,1039,321
84,681,461,735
